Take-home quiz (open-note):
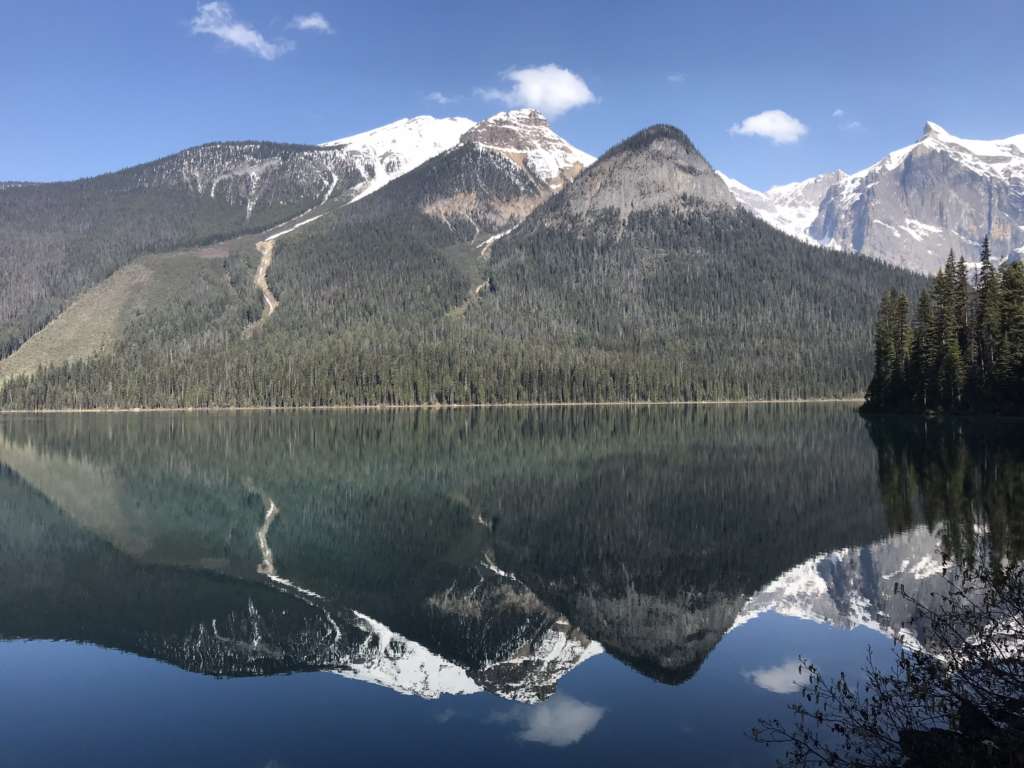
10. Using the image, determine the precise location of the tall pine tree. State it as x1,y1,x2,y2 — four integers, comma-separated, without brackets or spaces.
865,243,1024,414
974,236,1002,399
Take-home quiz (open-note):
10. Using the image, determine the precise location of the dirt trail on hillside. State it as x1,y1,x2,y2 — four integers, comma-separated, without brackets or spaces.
245,213,328,337
243,240,279,338
446,279,492,320
255,241,279,315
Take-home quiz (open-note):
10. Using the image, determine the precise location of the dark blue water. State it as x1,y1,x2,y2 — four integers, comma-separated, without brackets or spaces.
0,406,1017,767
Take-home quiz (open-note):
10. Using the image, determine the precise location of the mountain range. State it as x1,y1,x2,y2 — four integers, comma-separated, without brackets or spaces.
0,108,938,408
721,122,1024,273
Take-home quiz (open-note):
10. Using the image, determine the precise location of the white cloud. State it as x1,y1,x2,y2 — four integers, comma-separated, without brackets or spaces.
191,2,293,60
289,12,332,33
434,708,456,724
667,73,685,84
491,695,605,747
729,110,808,144
477,64,596,118
426,91,456,105
745,659,810,694
832,109,862,131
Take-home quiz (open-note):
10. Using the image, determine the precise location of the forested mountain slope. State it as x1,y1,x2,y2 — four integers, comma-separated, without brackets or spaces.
466,126,928,399
0,141,340,359
0,124,927,409
0,117,485,362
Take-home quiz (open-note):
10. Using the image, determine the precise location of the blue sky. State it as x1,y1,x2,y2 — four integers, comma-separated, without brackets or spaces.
3,0,1023,189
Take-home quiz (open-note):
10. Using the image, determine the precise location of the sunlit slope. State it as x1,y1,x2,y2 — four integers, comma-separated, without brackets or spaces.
0,242,250,385
0,185,361,389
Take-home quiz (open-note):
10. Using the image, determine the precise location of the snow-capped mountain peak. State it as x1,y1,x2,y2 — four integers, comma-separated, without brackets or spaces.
718,169,847,244
460,109,596,191
321,115,475,153
320,115,476,201
919,119,1024,153
727,121,1024,272
730,525,953,646
811,122,1024,270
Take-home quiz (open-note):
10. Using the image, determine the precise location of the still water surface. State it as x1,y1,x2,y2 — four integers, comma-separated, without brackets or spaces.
0,405,1019,767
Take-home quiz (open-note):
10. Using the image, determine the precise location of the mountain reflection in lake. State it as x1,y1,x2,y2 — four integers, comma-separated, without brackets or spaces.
0,405,1020,767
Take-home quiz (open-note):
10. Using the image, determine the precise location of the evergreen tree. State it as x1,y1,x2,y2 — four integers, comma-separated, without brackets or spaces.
866,290,912,409
865,245,1024,414
974,236,1002,399
909,288,937,410
996,262,1024,394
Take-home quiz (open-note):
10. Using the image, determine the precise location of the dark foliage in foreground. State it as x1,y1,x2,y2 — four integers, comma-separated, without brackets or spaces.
754,562,1024,767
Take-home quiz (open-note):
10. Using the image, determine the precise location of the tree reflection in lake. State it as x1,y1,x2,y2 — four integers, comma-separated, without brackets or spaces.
756,415,1024,768
0,406,1020,766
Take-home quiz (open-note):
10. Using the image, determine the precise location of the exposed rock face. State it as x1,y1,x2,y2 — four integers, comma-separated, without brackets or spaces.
408,110,597,239
544,124,736,225
459,109,595,192
811,123,1024,272
727,122,1024,273
719,170,848,245
416,145,551,236
734,525,954,645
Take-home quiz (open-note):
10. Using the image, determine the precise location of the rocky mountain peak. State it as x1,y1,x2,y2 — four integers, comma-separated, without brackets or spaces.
921,120,950,140
601,124,699,160
459,109,595,191
549,124,735,221
728,121,1024,272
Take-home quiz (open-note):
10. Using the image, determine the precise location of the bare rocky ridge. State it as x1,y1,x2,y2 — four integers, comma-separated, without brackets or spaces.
812,122,1024,272
459,109,596,192
532,124,736,229
415,110,597,238
725,122,1024,273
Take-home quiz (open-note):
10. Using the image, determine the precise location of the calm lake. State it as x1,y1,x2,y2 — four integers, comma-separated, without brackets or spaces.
0,405,1019,767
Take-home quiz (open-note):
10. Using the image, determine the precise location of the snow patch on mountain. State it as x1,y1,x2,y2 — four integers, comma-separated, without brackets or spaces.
460,109,595,191
724,122,1024,272
337,609,484,699
718,170,845,244
731,525,951,642
322,115,476,201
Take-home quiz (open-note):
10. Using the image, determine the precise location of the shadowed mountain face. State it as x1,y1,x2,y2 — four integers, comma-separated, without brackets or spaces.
0,406,1019,699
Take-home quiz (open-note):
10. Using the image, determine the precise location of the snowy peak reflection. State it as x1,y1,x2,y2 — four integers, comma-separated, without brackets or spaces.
733,525,956,644
0,407,1020,700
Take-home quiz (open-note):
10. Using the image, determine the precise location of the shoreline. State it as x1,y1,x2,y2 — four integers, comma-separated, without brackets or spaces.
0,397,865,415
